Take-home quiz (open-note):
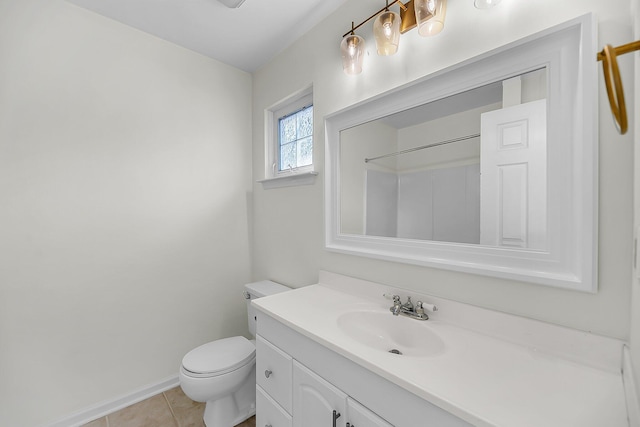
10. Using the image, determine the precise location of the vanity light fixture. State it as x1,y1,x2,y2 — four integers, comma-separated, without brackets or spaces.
341,23,366,75
414,0,447,36
373,3,401,55
342,0,499,75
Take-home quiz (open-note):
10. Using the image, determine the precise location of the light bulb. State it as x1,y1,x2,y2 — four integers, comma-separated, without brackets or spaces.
373,10,400,55
414,0,447,37
340,34,365,75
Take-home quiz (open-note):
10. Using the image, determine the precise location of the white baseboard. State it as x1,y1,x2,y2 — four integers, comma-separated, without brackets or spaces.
42,375,180,427
624,345,640,427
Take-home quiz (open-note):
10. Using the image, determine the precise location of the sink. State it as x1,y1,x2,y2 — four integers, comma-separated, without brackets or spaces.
336,311,445,357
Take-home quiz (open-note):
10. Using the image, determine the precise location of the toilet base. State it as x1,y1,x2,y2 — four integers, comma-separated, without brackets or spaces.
202,364,256,427
203,395,256,427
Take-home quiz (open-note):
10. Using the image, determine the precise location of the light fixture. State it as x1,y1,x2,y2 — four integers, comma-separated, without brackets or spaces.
373,5,401,55
414,0,447,36
341,0,500,75
474,0,501,9
341,24,366,75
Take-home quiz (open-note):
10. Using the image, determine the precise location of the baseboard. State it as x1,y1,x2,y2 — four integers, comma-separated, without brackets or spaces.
42,375,180,427
624,345,640,427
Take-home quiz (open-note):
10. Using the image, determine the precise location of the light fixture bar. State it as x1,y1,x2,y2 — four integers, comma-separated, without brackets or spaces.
342,0,407,37
399,0,417,33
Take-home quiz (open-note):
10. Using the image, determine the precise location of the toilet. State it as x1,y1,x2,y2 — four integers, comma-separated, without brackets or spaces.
179,280,291,427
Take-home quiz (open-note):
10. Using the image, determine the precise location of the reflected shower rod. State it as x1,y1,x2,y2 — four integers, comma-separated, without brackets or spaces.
364,133,480,163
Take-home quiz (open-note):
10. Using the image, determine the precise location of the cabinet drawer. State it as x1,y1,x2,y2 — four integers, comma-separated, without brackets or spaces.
256,335,293,413
257,385,292,427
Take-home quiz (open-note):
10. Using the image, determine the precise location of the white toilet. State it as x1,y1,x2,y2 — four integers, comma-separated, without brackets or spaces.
179,280,291,427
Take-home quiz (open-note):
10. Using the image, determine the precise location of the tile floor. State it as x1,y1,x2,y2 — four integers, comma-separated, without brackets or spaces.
82,387,256,427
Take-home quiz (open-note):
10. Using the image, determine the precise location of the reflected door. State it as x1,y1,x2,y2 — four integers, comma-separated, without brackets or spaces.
480,99,547,250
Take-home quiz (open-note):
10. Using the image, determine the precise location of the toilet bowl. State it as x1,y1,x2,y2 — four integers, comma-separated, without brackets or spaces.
179,280,291,427
180,337,256,426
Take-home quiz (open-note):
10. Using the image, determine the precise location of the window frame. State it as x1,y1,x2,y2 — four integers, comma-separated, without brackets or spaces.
265,88,314,180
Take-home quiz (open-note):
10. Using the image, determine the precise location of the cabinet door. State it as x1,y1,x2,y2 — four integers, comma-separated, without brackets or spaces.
346,398,393,427
293,361,347,427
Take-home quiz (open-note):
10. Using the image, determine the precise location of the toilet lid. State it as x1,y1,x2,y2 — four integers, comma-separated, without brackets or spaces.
182,336,255,376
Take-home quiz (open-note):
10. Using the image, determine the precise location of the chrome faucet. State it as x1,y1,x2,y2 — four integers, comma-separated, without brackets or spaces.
386,294,437,321
390,295,402,316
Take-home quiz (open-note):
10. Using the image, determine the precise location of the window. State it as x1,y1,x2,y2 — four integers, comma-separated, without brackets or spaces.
278,104,313,172
263,88,316,187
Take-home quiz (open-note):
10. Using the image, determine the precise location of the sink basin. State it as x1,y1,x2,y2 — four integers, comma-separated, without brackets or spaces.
336,311,445,357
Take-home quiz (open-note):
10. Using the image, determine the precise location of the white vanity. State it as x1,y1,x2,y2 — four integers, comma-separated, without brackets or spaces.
252,272,628,427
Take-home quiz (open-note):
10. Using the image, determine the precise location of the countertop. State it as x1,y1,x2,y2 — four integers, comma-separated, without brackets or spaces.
252,273,628,427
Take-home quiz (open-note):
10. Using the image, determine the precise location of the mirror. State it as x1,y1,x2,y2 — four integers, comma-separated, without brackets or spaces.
340,69,547,248
325,15,597,292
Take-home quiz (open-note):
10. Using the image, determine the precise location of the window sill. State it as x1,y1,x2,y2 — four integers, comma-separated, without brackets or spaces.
258,171,318,190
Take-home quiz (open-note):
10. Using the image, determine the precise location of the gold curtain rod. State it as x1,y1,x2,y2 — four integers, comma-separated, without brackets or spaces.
364,133,480,163
597,40,640,135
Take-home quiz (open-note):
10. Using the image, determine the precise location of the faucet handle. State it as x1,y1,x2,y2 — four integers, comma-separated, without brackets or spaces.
383,293,401,303
415,301,437,312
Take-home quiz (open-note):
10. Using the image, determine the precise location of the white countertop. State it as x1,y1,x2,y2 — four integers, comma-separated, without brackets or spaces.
253,273,628,427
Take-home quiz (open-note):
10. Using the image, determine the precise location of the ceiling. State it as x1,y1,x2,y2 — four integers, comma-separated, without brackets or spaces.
67,0,350,72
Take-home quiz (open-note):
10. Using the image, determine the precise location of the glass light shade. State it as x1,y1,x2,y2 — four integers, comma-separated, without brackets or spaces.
340,34,365,75
474,0,501,8
373,11,401,56
414,0,447,37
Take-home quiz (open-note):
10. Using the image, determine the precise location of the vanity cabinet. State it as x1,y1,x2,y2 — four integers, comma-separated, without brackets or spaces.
255,311,472,427
256,334,395,427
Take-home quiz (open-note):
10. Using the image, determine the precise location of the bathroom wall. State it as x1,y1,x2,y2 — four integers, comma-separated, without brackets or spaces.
340,121,397,235
252,0,635,340
0,1,252,426
629,0,640,403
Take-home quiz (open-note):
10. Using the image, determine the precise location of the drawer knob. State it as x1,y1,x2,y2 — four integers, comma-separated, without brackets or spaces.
264,369,273,378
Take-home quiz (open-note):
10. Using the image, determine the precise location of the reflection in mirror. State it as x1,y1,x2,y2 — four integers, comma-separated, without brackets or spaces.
340,68,547,249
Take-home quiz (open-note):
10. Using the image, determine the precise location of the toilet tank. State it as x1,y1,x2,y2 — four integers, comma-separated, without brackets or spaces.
244,280,291,337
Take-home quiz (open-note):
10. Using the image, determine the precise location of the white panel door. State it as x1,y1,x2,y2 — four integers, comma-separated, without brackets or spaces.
480,99,547,250
346,397,393,427
293,361,347,427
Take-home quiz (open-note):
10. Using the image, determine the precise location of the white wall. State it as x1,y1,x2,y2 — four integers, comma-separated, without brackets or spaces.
340,121,397,234
630,0,640,405
252,0,634,340
0,1,253,426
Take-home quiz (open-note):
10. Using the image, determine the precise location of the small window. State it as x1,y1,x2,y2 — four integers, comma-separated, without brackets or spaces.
265,89,314,181
278,104,313,172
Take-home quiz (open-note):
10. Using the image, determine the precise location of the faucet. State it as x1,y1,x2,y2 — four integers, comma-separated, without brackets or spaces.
390,295,402,316
386,294,437,321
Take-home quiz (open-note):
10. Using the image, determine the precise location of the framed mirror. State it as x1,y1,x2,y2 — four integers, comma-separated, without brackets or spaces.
325,15,598,292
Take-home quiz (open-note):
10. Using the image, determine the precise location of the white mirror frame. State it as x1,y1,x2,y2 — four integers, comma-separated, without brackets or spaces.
325,14,598,292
